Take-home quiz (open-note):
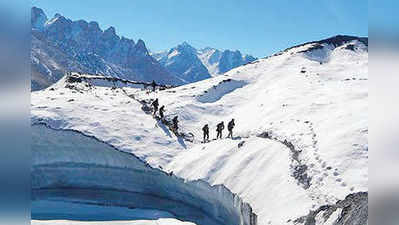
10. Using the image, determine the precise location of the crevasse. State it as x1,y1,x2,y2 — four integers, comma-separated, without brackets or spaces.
32,123,257,225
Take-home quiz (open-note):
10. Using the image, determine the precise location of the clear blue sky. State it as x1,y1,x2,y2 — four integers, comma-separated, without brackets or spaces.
32,0,368,58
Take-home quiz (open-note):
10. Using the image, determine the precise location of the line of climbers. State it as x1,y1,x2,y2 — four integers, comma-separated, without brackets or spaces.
151,98,235,143
202,119,235,143
151,98,179,132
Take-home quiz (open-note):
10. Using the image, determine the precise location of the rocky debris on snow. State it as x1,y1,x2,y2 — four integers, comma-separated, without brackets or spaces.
284,35,368,55
292,192,368,225
258,131,312,189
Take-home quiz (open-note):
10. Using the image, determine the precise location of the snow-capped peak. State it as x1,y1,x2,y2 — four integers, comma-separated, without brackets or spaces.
174,41,197,54
156,43,257,82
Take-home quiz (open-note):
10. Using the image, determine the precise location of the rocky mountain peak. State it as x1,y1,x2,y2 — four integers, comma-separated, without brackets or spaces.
135,39,148,54
104,26,116,35
31,7,48,30
31,6,183,90
156,42,257,81
176,41,197,54
88,21,101,33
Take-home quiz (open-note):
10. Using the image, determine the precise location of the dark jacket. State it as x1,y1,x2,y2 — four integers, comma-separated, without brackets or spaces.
228,120,235,131
216,122,224,131
152,99,159,107
172,116,178,124
202,124,209,133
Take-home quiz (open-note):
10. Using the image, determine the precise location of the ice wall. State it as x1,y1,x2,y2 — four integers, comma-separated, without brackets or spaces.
32,123,257,225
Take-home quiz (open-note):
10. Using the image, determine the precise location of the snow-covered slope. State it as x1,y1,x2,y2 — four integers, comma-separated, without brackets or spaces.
31,35,368,225
31,7,184,91
153,43,257,81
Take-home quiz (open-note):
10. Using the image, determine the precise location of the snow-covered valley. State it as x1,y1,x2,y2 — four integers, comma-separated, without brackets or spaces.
31,35,368,225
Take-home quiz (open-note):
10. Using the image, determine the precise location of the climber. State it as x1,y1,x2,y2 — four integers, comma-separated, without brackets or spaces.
159,105,165,119
172,116,179,132
202,124,209,143
151,98,159,115
151,80,156,92
216,121,225,139
227,118,235,138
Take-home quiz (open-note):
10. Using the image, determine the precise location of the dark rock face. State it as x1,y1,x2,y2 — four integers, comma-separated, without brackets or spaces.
293,192,368,225
31,7,183,91
218,50,256,74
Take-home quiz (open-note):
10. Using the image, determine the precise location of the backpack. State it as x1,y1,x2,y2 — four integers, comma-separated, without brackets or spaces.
228,121,235,130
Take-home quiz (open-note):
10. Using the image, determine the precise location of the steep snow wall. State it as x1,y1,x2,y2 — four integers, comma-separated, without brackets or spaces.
32,123,257,225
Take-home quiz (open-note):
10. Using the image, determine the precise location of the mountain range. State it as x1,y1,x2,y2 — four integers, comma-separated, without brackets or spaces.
31,6,256,90
31,7,185,91
152,42,256,82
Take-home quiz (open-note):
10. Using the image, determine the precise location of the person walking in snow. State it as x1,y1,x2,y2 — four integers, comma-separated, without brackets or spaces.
159,105,165,119
202,124,209,143
227,118,235,139
151,80,156,92
172,116,179,132
216,121,225,139
151,98,159,115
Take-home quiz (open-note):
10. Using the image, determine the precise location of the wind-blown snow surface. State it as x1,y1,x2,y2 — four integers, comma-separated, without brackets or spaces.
31,36,368,225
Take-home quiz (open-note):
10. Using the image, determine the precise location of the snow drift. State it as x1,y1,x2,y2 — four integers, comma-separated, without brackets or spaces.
32,123,257,225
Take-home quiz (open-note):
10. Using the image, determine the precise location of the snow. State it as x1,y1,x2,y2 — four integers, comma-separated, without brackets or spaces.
31,39,368,225
198,48,221,76
168,49,181,59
